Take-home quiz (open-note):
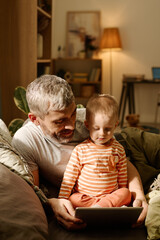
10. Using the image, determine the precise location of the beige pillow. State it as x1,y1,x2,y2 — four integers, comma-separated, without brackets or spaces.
145,190,160,240
0,119,33,184
0,119,12,143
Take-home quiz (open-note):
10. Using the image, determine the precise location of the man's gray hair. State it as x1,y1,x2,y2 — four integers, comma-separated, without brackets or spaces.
26,75,75,118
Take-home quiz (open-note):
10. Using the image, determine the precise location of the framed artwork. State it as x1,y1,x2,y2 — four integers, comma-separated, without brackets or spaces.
66,11,101,58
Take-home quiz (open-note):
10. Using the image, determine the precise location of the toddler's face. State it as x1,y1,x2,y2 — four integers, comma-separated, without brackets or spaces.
87,113,118,145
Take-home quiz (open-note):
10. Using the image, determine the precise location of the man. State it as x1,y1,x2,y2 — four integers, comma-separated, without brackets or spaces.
12,75,147,230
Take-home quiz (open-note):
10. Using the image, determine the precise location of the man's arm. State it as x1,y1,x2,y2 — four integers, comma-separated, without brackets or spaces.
127,159,148,227
32,169,86,230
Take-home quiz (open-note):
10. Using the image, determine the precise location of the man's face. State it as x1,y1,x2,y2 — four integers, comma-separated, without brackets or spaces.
37,102,77,143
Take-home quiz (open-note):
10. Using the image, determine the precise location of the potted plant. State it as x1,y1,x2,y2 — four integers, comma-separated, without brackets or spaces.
8,87,29,136
85,34,98,58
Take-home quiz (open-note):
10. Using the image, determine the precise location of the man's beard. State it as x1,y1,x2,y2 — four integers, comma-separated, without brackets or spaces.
45,128,74,143
40,122,74,143
55,131,74,143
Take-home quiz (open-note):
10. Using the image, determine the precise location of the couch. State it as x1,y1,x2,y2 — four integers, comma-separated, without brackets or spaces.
0,119,160,240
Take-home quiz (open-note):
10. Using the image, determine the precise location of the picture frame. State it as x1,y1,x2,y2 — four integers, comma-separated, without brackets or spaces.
66,11,101,58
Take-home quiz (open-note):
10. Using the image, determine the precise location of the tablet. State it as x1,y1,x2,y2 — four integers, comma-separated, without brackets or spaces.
75,207,143,227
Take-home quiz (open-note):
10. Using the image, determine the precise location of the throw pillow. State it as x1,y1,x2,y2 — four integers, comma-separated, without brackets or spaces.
145,189,160,240
0,163,48,240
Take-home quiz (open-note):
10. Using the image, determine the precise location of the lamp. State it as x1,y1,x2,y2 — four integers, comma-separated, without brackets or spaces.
100,28,122,94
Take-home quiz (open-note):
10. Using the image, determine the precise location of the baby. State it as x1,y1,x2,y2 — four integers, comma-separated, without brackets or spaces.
59,94,131,208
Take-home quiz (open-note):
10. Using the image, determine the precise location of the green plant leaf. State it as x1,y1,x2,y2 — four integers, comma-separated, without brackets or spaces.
14,86,30,115
77,104,84,108
8,118,24,137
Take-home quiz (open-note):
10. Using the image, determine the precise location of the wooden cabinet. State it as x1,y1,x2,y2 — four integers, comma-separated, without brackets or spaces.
0,0,52,125
52,58,102,106
0,0,37,125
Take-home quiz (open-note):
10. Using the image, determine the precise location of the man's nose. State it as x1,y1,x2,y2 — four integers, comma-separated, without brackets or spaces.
64,118,75,129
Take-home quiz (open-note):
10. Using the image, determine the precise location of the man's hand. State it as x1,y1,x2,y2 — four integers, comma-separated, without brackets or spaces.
132,198,148,228
48,198,86,230
127,160,148,228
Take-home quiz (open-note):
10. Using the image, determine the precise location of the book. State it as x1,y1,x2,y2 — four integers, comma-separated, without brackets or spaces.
73,73,88,82
44,66,50,74
73,78,88,82
94,68,101,82
88,68,96,82
37,33,43,58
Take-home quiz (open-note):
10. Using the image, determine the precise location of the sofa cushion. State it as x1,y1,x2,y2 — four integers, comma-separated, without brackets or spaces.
120,127,160,193
0,163,48,239
48,216,147,240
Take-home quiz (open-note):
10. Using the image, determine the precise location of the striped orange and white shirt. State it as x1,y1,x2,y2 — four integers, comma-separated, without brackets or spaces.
59,138,128,199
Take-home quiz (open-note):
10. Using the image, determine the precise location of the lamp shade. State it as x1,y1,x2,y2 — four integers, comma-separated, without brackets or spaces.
100,28,122,50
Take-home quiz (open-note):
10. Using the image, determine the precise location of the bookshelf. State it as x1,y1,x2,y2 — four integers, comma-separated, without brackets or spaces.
37,0,52,77
52,58,102,106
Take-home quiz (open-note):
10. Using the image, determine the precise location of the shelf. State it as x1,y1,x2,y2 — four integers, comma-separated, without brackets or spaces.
37,59,51,63
57,57,101,61
37,0,52,77
52,58,102,106
37,6,51,19
68,81,101,85
52,58,102,75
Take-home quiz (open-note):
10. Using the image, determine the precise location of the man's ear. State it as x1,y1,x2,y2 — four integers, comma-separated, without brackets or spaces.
84,120,89,129
28,113,40,126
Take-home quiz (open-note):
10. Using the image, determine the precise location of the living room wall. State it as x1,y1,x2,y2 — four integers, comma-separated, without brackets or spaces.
52,0,160,124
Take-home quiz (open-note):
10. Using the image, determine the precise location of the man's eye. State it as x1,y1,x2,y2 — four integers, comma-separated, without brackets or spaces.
54,120,64,125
